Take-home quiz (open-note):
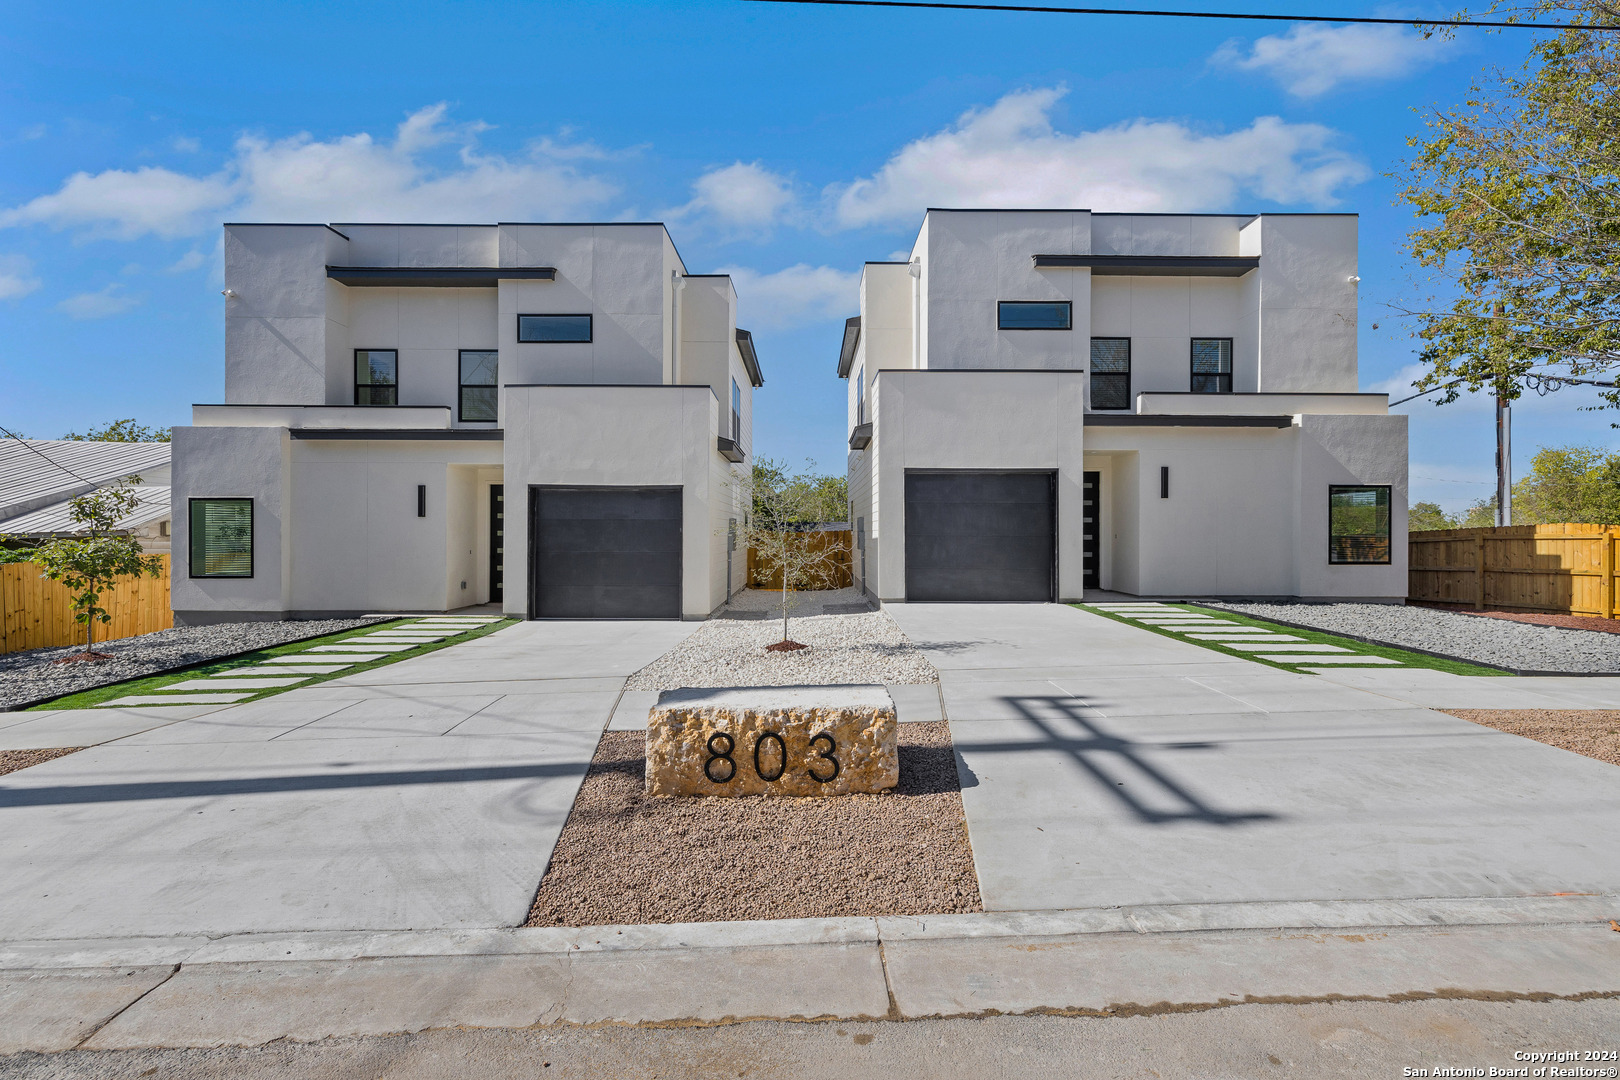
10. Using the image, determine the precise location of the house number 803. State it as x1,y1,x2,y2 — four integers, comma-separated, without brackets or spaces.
703,731,839,784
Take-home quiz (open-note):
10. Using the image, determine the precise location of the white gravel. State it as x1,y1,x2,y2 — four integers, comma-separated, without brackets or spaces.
625,588,939,690
0,618,387,710
1205,601,1620,674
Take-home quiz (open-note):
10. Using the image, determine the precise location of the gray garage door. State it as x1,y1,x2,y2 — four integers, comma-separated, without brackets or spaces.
528,486,682,619
904,471,1055,602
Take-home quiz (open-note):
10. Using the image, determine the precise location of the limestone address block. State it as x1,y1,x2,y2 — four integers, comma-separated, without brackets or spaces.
645,685,897,797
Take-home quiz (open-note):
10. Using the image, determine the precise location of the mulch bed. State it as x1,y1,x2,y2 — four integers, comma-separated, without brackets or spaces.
527,721,982,926
1412,602,1620,635
1443,710,1620,767
0,747,84,776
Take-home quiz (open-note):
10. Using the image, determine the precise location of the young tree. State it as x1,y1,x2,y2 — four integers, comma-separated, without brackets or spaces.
29,479,164,660
62,419,171,443
737,458,849,650
1408,501,1458,531
1396,2,1620,406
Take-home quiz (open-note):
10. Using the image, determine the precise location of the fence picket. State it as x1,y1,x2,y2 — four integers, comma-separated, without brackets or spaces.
0,556,172,654
1410,524,1618,619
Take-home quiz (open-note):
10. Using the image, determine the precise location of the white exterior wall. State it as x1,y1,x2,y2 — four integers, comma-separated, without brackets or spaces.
223,226,350,405
170,425,291,619
344,289,499,424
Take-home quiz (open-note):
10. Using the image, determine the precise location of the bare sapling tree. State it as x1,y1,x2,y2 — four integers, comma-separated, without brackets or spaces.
736,459,849,651
30,478,164,661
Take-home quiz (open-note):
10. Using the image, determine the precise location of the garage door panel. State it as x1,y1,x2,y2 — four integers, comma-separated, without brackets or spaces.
536,489,682,522
534,519,682,555
909,502,1054,539
904,471,1054,602
906,533,1052,569
530,486,682,619
535,585,682,620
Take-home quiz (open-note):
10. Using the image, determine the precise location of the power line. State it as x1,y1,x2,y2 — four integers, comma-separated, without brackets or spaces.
0,424,102,487
741,0,1620,30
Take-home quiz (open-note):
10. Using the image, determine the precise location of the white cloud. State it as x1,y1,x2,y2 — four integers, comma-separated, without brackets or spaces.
0,104,617,240
721,264,860,330
831,87,1368,228
1212,23,1455,97
0,254,40,300
171,135,201,153
676,162,797,232
168,249,206,272
56,284,139,319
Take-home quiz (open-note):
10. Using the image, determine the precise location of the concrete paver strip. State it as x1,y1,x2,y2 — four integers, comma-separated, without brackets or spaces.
161,677,311,691
1271,655,1402,664
97,694,254,707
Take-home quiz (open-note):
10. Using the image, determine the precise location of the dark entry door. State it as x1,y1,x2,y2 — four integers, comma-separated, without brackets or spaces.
528,486,682,619
903,471,1055,602
489,484,504,604
1082,471,1100,591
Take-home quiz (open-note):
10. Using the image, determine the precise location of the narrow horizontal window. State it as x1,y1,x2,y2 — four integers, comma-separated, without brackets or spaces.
1089,338,1131,410
1190,338,1232,394
1329,485,1392,565
354,349,398,406
459,349,498,422
998,301,1071,330
189,498,253,578
517,314,592,343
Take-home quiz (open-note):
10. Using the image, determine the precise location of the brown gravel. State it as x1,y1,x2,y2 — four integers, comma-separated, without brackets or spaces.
0,747,84,776
526,721,982,927
1443,710,1620,767
1412,602,1620,635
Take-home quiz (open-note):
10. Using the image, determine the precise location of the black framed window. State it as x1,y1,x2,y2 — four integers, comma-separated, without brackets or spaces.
998,301,1071,330
354,349,398,405
1089,338,1131,410
855,366,865,424
517,314,592,343
1329,485,1392,564
1191,338,1233,393
730,377,742,441
459,350,498,422
189,498,253,578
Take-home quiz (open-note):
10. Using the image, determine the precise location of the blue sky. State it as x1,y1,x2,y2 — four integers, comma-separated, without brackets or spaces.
0,0,1612,512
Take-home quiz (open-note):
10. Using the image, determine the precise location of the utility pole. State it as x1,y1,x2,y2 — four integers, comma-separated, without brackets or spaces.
1495,391,1512,526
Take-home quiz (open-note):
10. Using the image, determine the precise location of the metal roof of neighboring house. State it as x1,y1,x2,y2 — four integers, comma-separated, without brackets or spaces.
0,439,170,521
0,485,171,536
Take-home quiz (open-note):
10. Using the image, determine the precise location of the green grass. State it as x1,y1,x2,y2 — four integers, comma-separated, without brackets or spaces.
29,617,520,710
1074,603,1511,676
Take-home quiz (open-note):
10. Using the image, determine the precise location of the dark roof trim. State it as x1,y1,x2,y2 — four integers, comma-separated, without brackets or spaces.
288,429,504,441
495,221,668,227
736,329,764,387
327,266,555,287
864,260,911,265
874,368,1087,376
1033,255,1259,277
225,223,351,240
837,317,861,379
192,403,452,410
1084,414,1293,429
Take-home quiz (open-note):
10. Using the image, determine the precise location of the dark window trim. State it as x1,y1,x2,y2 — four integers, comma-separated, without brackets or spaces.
354,348,399,406
458,348,499,424
997,300,1072,331
1328,484,1394,566
1190,337,1234,394
1089,337,1132,411
517,313,593,343
187,497,254,579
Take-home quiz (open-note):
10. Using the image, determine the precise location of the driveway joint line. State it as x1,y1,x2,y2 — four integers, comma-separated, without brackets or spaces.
71,960,181,1049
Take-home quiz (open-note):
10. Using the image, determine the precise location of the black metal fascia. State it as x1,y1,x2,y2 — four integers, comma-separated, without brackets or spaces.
326,266,556,287
1033,255,1260,277
716,435,746,463
848,422,873,450
735,329,764,387
288,429,505,440
1084,414,1292,429
837,316,862,379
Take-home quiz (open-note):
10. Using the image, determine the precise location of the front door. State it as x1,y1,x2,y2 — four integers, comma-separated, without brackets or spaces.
1082,471,1100,591
489,484,504,604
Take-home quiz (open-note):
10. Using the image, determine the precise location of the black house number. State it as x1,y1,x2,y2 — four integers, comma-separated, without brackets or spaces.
704,731,840,784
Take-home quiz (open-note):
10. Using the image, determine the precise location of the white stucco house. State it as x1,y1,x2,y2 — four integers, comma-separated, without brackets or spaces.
170,222,762,624
840,209,1407,603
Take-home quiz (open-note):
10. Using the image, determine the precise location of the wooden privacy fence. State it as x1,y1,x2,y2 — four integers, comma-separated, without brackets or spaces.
1,555,173,654
1408,524,1620,618
747,529,854,591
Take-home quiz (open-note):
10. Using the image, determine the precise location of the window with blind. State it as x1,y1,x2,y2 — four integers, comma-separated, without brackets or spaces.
459,350,498,422
731,377,742,441
1328,485,1392,564
1191,338,1233,393
189,498,253,578
354,349,398,405
1089,338,1131,410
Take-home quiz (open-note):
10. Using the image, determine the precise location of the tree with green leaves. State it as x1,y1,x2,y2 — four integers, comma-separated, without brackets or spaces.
62,419,171,443
1408,501,1457,531
1512,444,1620,522
29,479,164,660
737,458,850,649
1396,2,1620,406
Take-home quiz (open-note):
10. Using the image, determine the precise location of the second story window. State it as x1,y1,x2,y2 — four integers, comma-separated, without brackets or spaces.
1191,338,1233,393
855,367,865,425
998,301,1072,330
460,350,498,422
730,377,742,441
355,349,398,406
1089,339,1131,410
517,314,592,343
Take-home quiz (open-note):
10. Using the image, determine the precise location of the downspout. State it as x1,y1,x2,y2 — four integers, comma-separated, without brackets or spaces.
908,257,922,369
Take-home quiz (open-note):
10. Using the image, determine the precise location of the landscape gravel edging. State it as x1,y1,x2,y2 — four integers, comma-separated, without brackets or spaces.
1191,604,1517,675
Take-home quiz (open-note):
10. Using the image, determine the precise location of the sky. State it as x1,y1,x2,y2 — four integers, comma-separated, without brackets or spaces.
0,0,1613,513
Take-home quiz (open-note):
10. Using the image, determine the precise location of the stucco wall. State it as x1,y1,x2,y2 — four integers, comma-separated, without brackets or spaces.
170,425,290,621
224,225,350,406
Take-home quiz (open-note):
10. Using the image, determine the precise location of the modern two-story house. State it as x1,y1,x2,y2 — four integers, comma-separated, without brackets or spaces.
171,222,762,623
840,209,1406,603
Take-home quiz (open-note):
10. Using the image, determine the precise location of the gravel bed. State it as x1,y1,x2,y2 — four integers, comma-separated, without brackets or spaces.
0,618,386,710
526,722,980,926
1413,604,1620,635
625,588,937,690
1443,710,1620,768
1203,601,1620,674
0,748,83,776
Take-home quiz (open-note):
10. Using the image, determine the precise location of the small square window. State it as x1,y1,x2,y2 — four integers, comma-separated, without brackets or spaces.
1089,338,1131,410
517,314,592,343
354,350,397,406
1329,485,1392,564
189,498,253,578
998,301,1072,330
1191,339,1232,393
459,350,498,422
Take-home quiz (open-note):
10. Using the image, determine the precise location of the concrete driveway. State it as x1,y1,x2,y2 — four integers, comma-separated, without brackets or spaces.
887,603,1620,912
0,620,697,940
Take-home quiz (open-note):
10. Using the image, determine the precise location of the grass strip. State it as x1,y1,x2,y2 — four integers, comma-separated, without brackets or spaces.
28,617,519,710
1075,603,1510,676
